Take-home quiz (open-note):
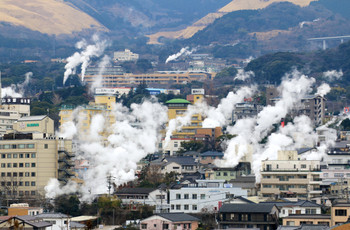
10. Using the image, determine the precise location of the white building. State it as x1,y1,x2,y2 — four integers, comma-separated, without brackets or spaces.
114,49,139,62
168,180,247,213
35,213,70,230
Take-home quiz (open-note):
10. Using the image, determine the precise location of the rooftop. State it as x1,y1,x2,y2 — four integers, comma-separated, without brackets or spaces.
17,115,47,122
115,188,156,195
166,99,191,104
156,213,199,222
220,203,276,213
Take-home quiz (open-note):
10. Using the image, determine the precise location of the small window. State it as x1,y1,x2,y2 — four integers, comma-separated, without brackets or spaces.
31,182,36,186
13,154,18,158
176,205,181,210
301,164,307,169
1,163,5,168
141,224,147,229
7,154,11,158
176,194,181,199
19,172,23,177
25,181,30,186
31,172,36,177
31,163,36,167
20,154,24,158
31,153,36,158
184,194,189,199
25,154,30,158
184,205,189,210
200,194,205,199
192,194,197,199
192,205,197,210
7,163,11,168
25,163,30,167
25,172,30,177
44,144,48,149
13,163,17,168
19,163,24,167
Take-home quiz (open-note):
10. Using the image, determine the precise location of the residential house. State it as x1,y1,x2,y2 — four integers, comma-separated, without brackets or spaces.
218,203,279,230
0,216,52,229
331,202,350,226
261,200,322,218
8,203,43,216
35,213,71,230
200,151,223,165
115,188,165,209
230,175,257,196
158,157,199,175
140,213,199,230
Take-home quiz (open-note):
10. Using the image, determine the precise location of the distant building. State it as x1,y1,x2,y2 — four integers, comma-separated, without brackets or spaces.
233,102,263,122
114,49,139,62
266,86,326,126
8,203,43,216
282,214,331,227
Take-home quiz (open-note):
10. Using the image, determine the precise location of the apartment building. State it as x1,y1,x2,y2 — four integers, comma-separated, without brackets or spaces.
0,116,73,200
0,97,30,136
260,150,322,199
59,94,116,137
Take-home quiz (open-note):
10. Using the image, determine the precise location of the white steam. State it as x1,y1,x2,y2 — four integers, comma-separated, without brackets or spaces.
316,83,331,97
165,47,196,63
90,55,111,92
63,34,109,85
323,70,343,81
46,98,167,201
234,69,255,81
2,72,32,98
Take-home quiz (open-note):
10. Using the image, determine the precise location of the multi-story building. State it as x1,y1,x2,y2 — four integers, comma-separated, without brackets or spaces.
0,98,30,136
59,94,116,137
331,202,350,226
168,179,247,213
267,86,326,126
233,102,263,122
113,49,139,62
260,150,322,199
0,115,74,200
84,71,215,88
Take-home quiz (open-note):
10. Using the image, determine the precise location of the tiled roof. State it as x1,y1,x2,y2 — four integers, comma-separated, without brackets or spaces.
164,157,197,166
261,200,320,208
36,213,69,218
115,188,156,195
200,151,224,157
220,203,275,213
285,214,330,219
157,213,199,222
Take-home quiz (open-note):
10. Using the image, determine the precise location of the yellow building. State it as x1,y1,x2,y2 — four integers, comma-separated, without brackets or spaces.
59,95,116,137
0,115,74,200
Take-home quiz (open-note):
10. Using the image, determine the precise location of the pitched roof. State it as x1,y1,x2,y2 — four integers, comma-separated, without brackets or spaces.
156,213,199,222
201,151,224,157
261,200,320,208
164,157,197,166
115,187,156,195
35,213,69,219
220,204,276,213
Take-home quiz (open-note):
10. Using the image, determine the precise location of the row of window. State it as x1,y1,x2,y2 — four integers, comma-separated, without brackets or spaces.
2,190,36,196
1,162,36,168
171,204,197,211
0,144,35,149
216,172,235,176
263,184,308,189
1,181,36,186
324,173,350,178
176,194,205,199
1,153,36,159
1,172,35,177
141,223,191,229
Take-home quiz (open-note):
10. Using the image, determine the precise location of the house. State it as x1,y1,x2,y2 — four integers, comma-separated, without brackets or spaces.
159,157,199,175
115,188,165,208
199,151,224,165
140,213,199,230
0,215,52,229
331,202,350,226
168,179,247,214
218,203,279,230
282,214,331,226
8,203,43,216
261,200,322,218
35,213,71,230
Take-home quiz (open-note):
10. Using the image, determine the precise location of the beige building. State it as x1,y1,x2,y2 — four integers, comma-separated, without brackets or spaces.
84,71,215,87
331,203,350,226
0,98,31,136
260,150,322,199
0,116,73,201
114,49,139,62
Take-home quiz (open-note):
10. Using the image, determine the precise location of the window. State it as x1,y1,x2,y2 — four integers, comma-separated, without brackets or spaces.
7,154,11,158
171,205,174,210
176,194,181,199
13,154,17,158
25,181,30,186
176,205,181,210
18,144,25,149
1,154,5,158
25,163,30,167
335,173,344,178
3,144,9,149
306,209,316,214
223,172,228,176
263,185,272,188
13,163,17,168
7,163,11,168
31,163,36,167
335,209,347,216
301,164,307,168
192,205,197,210
44,144,48,149
163,224,169,229
1,163,5,168
19,172,23,177
31,182,35,186
141,224,147,229
13,172,17,177
216,172,221,176
7,172,11,177
31,191,36,196
27,144,34,149
31,153,36,158
184,205,189,210
200,194,205,199
184,194,189,199
25,172,30,177
19,163,23,168
19,154,24,158
287,221,295,226
25,153,30,158
192,194,197,199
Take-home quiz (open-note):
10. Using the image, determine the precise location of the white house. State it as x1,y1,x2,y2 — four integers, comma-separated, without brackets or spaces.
167,180,247,213
35,213,70,230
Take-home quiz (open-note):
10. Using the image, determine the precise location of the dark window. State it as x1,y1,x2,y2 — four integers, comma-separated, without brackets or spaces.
335,209,347,216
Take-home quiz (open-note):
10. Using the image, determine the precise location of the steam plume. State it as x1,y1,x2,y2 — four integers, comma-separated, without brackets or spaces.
234,69,255,81
323,70,343,81
63,34,109,85
2,72,32,98
165,47,196,63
